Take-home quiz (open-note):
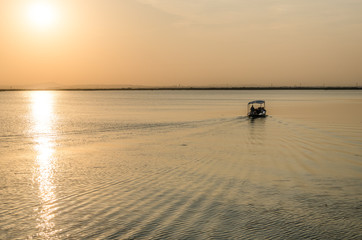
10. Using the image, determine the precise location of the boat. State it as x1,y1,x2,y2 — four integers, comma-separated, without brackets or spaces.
247,100,267,118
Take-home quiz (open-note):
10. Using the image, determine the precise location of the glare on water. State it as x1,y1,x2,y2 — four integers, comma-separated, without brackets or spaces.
30,91,59,238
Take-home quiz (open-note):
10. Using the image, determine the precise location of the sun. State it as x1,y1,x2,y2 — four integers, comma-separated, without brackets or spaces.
27,2,58,29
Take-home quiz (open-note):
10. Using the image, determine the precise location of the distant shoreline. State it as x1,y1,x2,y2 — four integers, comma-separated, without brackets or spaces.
0,86,361,91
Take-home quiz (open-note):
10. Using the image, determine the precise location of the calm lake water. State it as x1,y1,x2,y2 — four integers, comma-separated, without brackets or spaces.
1,90,361,239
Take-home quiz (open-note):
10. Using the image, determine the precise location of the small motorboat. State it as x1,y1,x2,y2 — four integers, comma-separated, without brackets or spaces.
247,100,267,118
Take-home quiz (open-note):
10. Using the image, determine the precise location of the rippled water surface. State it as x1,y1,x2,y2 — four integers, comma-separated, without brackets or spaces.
1,90,362,239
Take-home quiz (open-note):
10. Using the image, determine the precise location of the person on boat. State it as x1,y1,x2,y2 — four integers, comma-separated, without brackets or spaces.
261,107,266,114
257,107,262,114
250,105,255,114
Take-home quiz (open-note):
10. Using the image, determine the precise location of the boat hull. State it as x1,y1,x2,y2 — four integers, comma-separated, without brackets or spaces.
248,114,267,118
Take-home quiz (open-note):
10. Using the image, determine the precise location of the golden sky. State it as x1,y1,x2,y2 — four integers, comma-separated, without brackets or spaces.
1,0,362,87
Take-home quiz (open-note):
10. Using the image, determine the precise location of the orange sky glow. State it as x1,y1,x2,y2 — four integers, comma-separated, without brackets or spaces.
1,0,362,88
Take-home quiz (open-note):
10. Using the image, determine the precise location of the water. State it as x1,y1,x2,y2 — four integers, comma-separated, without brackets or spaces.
1,90,361,239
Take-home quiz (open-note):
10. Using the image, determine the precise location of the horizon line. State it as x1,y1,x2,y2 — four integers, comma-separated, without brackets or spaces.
0,86,361,91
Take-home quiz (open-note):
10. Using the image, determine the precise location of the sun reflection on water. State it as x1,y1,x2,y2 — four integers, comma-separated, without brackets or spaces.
31,91,59,239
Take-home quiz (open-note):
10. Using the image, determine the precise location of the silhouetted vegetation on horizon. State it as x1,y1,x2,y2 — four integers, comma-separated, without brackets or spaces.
1,86,361,91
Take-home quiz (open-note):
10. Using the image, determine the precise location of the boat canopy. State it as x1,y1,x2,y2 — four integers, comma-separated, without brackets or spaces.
248,100,265,105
